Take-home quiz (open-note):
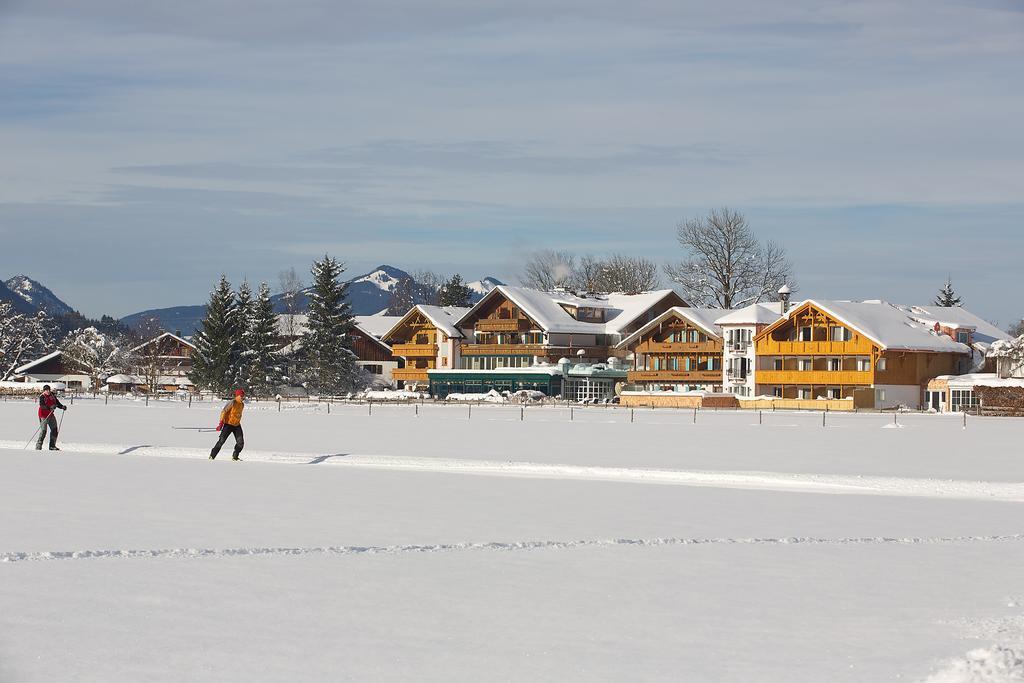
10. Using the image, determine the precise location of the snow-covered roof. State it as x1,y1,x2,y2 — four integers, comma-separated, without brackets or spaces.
764,300,971,353
427,366,563,376
900,305,1011,345
353,314,403,340
276,314,309,336
616,307,727,349
13,350,62,375
105,374,144,384
932,373,1024,389
456,286,680,336
715,303,785,326
129,332,195,354
381,305,471,341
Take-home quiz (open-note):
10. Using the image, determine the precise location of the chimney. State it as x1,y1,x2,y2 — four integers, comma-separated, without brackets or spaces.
778,284,792,314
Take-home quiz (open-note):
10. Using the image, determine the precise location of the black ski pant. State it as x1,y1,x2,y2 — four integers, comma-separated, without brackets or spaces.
36,414,58,450
210,424,244,459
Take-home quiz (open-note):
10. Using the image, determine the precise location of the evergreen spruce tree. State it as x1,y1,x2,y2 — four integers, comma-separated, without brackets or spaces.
301,255,355,395
189,276,239,394
232,280,255,387
438,274,472,308
933,277,963,307
243,282,283,396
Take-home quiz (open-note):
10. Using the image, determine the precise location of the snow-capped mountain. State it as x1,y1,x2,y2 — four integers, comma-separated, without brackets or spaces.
120,265,500,335
467,277,503,301
3,275,76,316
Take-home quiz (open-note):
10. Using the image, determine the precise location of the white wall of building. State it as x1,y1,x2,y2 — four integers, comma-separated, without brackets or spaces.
721,326,756,397
20,373,93,390
873,384,923,410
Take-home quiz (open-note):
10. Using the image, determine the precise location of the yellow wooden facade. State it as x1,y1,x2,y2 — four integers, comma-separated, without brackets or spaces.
624,316,723,389
753,302,965,402
382,310,448,383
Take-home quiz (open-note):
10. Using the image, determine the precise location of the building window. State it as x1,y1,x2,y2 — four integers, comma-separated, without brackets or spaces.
799,326,812,341
956,331,970,344
877,358,887,372
856,357,871,372
830,326,850,342
950,389,979,412
798,359,812,371
364,364,383,375
875,388,886,403
773,358,783,371
827,387,841,399
827,358,840,371
798,388,811,399
773,387,783,397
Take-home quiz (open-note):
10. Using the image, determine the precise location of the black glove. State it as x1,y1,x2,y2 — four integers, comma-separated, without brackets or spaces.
61,405,67,410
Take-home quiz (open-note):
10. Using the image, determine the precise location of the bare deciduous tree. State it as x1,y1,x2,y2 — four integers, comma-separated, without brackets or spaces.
0,301,50,381
520,250,576,290
664,208,795,309
593,254,659,294
278,267,305,338
412,270,444,306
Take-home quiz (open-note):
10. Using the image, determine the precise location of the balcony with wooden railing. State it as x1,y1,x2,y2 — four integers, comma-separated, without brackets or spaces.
391,343,438,358
627,370,722,383
475,318,532,333
756,339,874,355
392,368,431,382
756,370,873,385
635,341,720,354
461,344,613,358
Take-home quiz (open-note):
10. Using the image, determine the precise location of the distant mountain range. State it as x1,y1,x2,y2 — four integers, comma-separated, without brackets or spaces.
2,275,77,316
1,267,503,336
120,266,502,336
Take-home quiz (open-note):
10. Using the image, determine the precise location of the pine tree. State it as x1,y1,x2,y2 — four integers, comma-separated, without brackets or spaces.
438,274,472,308
189,276,239,394
301,255,355,395
232,280,255,387
933,277,963,307
242,282,283,397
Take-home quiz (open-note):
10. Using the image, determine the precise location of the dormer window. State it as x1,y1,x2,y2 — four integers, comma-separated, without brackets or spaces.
956,330,970,344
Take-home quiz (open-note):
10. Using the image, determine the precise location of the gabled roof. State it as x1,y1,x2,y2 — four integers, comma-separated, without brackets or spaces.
13,350,63,375
382,305,471,342
900,305,1010,345
129,332,195,354
353,314,403,340
617,307,727,349
757,300,971,353
715,302,785,326
456,286,682,336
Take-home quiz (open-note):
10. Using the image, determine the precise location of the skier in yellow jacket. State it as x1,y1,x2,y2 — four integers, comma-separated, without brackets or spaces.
209,388,245,460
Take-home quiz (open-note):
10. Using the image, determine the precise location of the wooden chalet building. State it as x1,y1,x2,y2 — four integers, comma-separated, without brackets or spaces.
617,307,727,393
754,300,973,409
12,350,92,390
129,332,197,392
381,305,469,391
276,314,404,388
424,286,685,398
454,286,685,367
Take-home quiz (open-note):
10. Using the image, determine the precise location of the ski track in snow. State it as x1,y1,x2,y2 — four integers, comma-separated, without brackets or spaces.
4,533,1024,565
3,440,1024,502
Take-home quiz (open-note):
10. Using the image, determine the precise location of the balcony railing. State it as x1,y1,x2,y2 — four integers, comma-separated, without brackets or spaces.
391,343,438,358
635,341,719,354
627,370,722,383
475,318,532,333
392,368,431,381
461,344,614,358
756,370,872,385
756,340,867,355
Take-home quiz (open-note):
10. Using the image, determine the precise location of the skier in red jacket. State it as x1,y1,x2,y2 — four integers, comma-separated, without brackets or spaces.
36,384,67,451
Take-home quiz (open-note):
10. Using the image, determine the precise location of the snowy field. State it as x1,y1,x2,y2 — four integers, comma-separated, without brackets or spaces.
1,397,1023,681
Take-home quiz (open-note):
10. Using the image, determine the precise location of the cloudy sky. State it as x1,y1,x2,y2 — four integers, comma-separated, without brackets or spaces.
0,0,1021,323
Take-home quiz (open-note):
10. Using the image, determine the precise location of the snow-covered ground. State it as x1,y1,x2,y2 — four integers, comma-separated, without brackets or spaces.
1,397,1022,681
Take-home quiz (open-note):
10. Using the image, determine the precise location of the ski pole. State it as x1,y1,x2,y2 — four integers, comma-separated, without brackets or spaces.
23,420,44,450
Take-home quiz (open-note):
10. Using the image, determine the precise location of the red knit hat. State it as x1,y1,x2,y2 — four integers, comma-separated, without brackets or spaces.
234,389,245,397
